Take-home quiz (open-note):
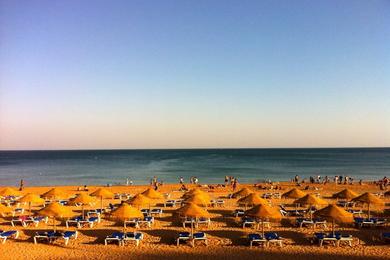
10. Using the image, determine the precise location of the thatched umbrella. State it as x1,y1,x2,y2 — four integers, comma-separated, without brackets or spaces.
237,193,268,209
313,204,353,236
0,204,12,217
128,194,152,209
0,187,21,197
282,188,306,199
294,194,328,219
232,188,253,198
38,202,74,231
41,188,68,200
142,188,164,199
177,203,210,236
111,203,143,230
184,194,211,207
245,204,282,236
332,189,358,200
183,189,211,200
69,193,96,219
90,188,114,213
18,193,45,215
352,192,384,218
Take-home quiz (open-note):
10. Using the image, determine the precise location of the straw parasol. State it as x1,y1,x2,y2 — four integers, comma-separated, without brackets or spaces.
18,193,45,215
232,187,254,198
38,202,74,230
184,194,211,207
69,193,96,218
237,193,268,209
142,188,164,199
41,188,68,200
352,192,384,218
128,194,152,209
294,194,328,219
0,187,21,197
245,204,282,236
111,203,143,230
183,189,211,200
332,189,358,200
90,188,114,213
0,204,12,216
313,204,353,235
177,203,210,235
282,188,306,199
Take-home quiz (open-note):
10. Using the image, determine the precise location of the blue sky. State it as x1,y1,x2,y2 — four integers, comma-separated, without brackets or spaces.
0,1,389,149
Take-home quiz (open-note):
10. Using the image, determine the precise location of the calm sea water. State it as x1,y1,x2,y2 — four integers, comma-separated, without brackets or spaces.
0,148,389,186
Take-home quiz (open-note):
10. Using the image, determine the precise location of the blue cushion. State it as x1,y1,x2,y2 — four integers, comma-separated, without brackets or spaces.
0,231,17,237
314,233,325,239
179,232,190,238
109,232,124,239
248,233,263,240
63,231,76,238
193,232,205,239
265,232,279,240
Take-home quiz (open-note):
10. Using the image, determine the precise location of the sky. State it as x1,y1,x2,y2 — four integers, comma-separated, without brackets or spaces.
0,0,389,150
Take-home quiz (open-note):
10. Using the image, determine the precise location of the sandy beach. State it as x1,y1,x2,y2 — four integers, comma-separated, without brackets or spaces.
0,182,389,260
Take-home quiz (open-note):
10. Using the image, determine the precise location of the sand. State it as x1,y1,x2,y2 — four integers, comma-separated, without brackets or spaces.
0,182,389,260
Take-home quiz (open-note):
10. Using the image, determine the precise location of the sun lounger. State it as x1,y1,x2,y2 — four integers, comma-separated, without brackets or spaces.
33,230,77,245
11,208,24,217
150,208,163,217
123,232,143,246
176,232,191,246
233,209,245,217
191,232,207,247
0,230,19,244
381,232,390,243
242,216,256,228
124,218,140,228
104,232,125,246
165,200,176,207
336,233,353,247
197,217,211,228
347,209,363,217
265,232,283,247
248,233,266,247
138,216,154,228
182,217,194,228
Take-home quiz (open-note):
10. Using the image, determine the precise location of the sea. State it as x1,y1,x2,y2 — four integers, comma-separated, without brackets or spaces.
0,148,389,187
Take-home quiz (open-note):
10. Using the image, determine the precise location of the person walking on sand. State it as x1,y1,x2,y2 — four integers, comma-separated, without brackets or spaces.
179,176,184,184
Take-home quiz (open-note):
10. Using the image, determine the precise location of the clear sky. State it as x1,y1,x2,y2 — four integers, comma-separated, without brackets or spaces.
0,0,389,150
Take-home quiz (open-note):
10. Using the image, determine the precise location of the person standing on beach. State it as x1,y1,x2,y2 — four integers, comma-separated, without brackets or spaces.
19,179,24,191
224,176,229,186
232,178,238,191
179,176,184,184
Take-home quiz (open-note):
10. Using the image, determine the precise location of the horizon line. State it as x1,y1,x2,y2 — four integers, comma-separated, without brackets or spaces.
1,146,389,152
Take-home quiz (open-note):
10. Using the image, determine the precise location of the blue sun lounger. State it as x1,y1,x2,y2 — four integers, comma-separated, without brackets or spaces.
123,232,143,246
104,232,125,246
191,232,207,247
0,230,19,244
248,233,266,247
176,232,191,246
265,232,283,247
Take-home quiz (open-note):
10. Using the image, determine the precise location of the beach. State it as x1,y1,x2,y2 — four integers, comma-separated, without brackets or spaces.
0,182,389,260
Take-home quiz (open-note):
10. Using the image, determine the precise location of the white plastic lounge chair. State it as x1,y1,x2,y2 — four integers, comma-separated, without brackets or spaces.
0,230,19,244
248,233,266,247
176,232,191,246
265,232,283,247
124,218,140,228
104,232,125,246
123,232,143,246
191,232,207,247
